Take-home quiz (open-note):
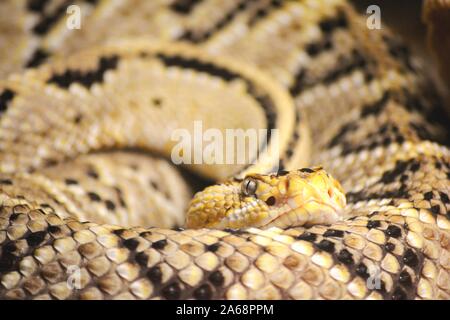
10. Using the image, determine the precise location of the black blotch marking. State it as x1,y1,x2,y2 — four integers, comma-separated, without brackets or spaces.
328,122,358,148
74,114,83,124
403,249,418,267
113,187,127,208
152,239,168,250
206,243,220,252
0,179,13,185
170,0,202,14
430,205,440,215
26,48,50,68
180,0,250,43
380,160,408,184
382,137,392,146
409,121,434,142
361,92,390,118
384,242,395,252
87,169,99,179
135,252,148,266
162,282,181,300
3,242,17,254
64,178,78,185
367,220,381,229
193,284,213,300
319,11,348,34
323,229,344,238
209,270,224,287
48,55,119,88
396,135,405,144
87,192,101,202
152,97,163,107
285,148,294,158
277,170,289,176
0,89,15,114
27,0,50,12
118,196,127,208
400,174,408,183
439,192,449,204
283,111,302,160
47,225,61,234
123,238,139,251
0,251,18,273
26,231,47,247
112,229,126,236
383,34,415,72
299,168,314,173
410,161,420,172
150,181,160,191
156,53,238,82
44,158,58,167
248,0,283,27
296,232,317,242
316,239,335,253
398,270,412,287
140,231,152,237
223,228,246,235
32,1,69,35
104,200,116,211
9,213,20,221
355,263,369,279
337,249,354,265
305,42,321,57
146,266,162,284
289,69,306,96
322,49,367,86
385,225,402,238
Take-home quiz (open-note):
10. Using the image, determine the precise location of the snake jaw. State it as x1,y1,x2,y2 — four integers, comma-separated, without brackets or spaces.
261,200,345,228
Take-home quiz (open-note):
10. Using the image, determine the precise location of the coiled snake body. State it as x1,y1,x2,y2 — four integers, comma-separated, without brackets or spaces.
0,0,449,299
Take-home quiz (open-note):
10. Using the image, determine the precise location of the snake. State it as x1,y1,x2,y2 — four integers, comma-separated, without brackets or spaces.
0,0,449,300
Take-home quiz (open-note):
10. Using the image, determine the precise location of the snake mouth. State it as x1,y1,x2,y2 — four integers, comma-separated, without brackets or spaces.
258,199,344,228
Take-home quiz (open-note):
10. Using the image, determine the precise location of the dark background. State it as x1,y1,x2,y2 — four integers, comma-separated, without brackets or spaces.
351,0,448,94
351,0,432,65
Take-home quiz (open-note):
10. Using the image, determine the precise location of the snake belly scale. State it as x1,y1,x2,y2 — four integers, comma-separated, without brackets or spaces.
0,0,449,300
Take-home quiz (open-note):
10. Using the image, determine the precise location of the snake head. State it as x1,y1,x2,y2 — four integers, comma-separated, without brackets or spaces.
186,167,346,229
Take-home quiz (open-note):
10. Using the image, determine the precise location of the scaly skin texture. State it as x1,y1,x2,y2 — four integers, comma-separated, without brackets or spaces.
0,0,449,300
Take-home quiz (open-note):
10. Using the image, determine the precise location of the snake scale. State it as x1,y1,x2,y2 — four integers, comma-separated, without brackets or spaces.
0,0,449,300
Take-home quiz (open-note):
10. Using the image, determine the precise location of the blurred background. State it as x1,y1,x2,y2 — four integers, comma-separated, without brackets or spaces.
353,0,425,53
352,0,440,79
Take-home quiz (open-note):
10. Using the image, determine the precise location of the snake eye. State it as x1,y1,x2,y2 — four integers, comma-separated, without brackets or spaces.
241,178,257,196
